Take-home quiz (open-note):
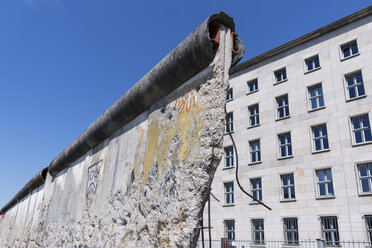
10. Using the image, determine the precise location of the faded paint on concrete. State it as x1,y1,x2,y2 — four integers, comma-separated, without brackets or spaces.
0,26,233,247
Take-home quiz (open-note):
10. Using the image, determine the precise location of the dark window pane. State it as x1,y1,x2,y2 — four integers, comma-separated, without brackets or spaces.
349,88,356,98
353,119,361,129
351,43,358,54
319,184,326,195
355,131,363,143
314,128,320,137
361,179,369,192
356,73,363,83
317,170,325,181
327,183,334,195
362,116,370,127
288,145,292,156
326,169,333,180
289,175,294,184
283,188,289,198
324,139,329,149
291,187,295,198
315,140,321,150
359,165,367,176
365,130,372,142
343,47,350,57
315,58,320,68
347,77,354,86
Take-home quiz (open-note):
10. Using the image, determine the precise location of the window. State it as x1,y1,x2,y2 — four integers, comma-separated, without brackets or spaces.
224,182,234,205
341,40,359,59
351,115,372,144
252,219,265,244
226,88,233,101
251,178,262,201
248,104,260,127
281,174,295,200
225,112,234,133
365,215,372,244
357,163,372,194
278,133,293,158
320,216,340,247
305,55,320,72
276,95,290,119
274,68,287,83
283,218,299,245
224,146,234,168
308,84,324,110
224,220,235,239
345,71,365,100
316,169,334,197
248,79,258,93
249,140,261,163
312,124,329,151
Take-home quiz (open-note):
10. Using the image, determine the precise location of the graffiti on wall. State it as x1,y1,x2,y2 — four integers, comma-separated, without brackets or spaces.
174,90,198,114
86,160,103,206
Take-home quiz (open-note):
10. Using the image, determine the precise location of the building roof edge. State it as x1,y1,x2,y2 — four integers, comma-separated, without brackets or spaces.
229,5,372,75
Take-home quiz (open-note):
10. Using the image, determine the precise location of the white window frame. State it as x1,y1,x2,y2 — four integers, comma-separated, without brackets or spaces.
251,219,265,245
276,94,290,120
249,139,261,164
225,112,234,133
248,104,260,128
311,124,330,153
349,113,372,146
283,218,299,245
307,83,325,111
247,78,259,94
250,178,262,202
339,39,359,61
315,168,335,198
278,132,293,159
274,67,287,84
226,88,233,102
343,70,366,101
224,146,234,168
364,215,372,244
224,219,235,239
224,181,234,205
356,163,372,195
304,54,321,73
281,174,296,201
320,216,340,247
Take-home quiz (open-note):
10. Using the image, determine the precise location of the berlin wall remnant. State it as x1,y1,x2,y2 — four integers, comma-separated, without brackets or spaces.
0,12,244,247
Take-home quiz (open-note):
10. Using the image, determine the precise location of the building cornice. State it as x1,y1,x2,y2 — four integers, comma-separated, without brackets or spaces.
230,5,372,75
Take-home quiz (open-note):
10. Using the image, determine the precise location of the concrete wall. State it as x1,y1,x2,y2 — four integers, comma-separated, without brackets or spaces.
205,14,372,242
0,26,234,248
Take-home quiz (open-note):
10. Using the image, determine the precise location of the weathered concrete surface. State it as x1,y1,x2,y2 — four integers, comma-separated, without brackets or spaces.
0,26,233,247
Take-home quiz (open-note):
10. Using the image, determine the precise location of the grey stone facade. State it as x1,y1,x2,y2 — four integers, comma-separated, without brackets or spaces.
205,7,372,243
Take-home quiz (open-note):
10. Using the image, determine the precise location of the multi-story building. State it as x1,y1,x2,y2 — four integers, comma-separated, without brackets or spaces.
203,5,372,245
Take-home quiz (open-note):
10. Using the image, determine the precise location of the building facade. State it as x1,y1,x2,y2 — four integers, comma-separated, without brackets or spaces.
204,6,372,245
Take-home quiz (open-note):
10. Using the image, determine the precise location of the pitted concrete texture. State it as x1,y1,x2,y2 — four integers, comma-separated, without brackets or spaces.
1,26,232,248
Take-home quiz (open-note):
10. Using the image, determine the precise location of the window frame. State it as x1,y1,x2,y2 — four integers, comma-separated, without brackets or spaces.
304,54,321,73
349,113,372,146
364,215,372,244
224,181,234,205
356,163,372,195
248,104,260,128
315,168,335,199
224,146,234,168
278,132,293,159
311,124,330,153
276,94,290,120
250,178,263,203
251,219,265,245
274,67,287,84
283,218,299,245
247,78,259,94
320,216,340,247
249,139,261,165
343,70,366,101
226,88,233,102
280,174,296,201
225,112,234,133
339,39,360,61
307,83,325,112
224,219,236,239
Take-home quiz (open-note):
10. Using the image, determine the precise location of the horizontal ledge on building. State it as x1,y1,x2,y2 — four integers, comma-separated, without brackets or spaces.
340,52,360,62
222,166,235,170
222,204,235,207
304,66,321,75
248,161,262,166
346,94,367,102
308,106,326,113
351,140,372,147
247,124,261,129
275,115,291,122
246,89,259,95
315,196,336,200
311,148,331,154
280,199,296,203
273,78,288,85
277,155,294,161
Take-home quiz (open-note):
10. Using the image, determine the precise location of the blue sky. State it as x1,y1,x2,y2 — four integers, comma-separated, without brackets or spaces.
0,0,370,208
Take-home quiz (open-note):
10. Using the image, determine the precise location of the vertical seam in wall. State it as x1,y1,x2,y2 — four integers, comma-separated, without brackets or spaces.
110,137,122,192
328,40,354,240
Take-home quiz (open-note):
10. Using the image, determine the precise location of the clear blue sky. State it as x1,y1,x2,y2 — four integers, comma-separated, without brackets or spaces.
0,0,370,208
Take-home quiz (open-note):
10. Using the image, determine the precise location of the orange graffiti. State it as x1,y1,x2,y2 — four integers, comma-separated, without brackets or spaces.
175,90,198,114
